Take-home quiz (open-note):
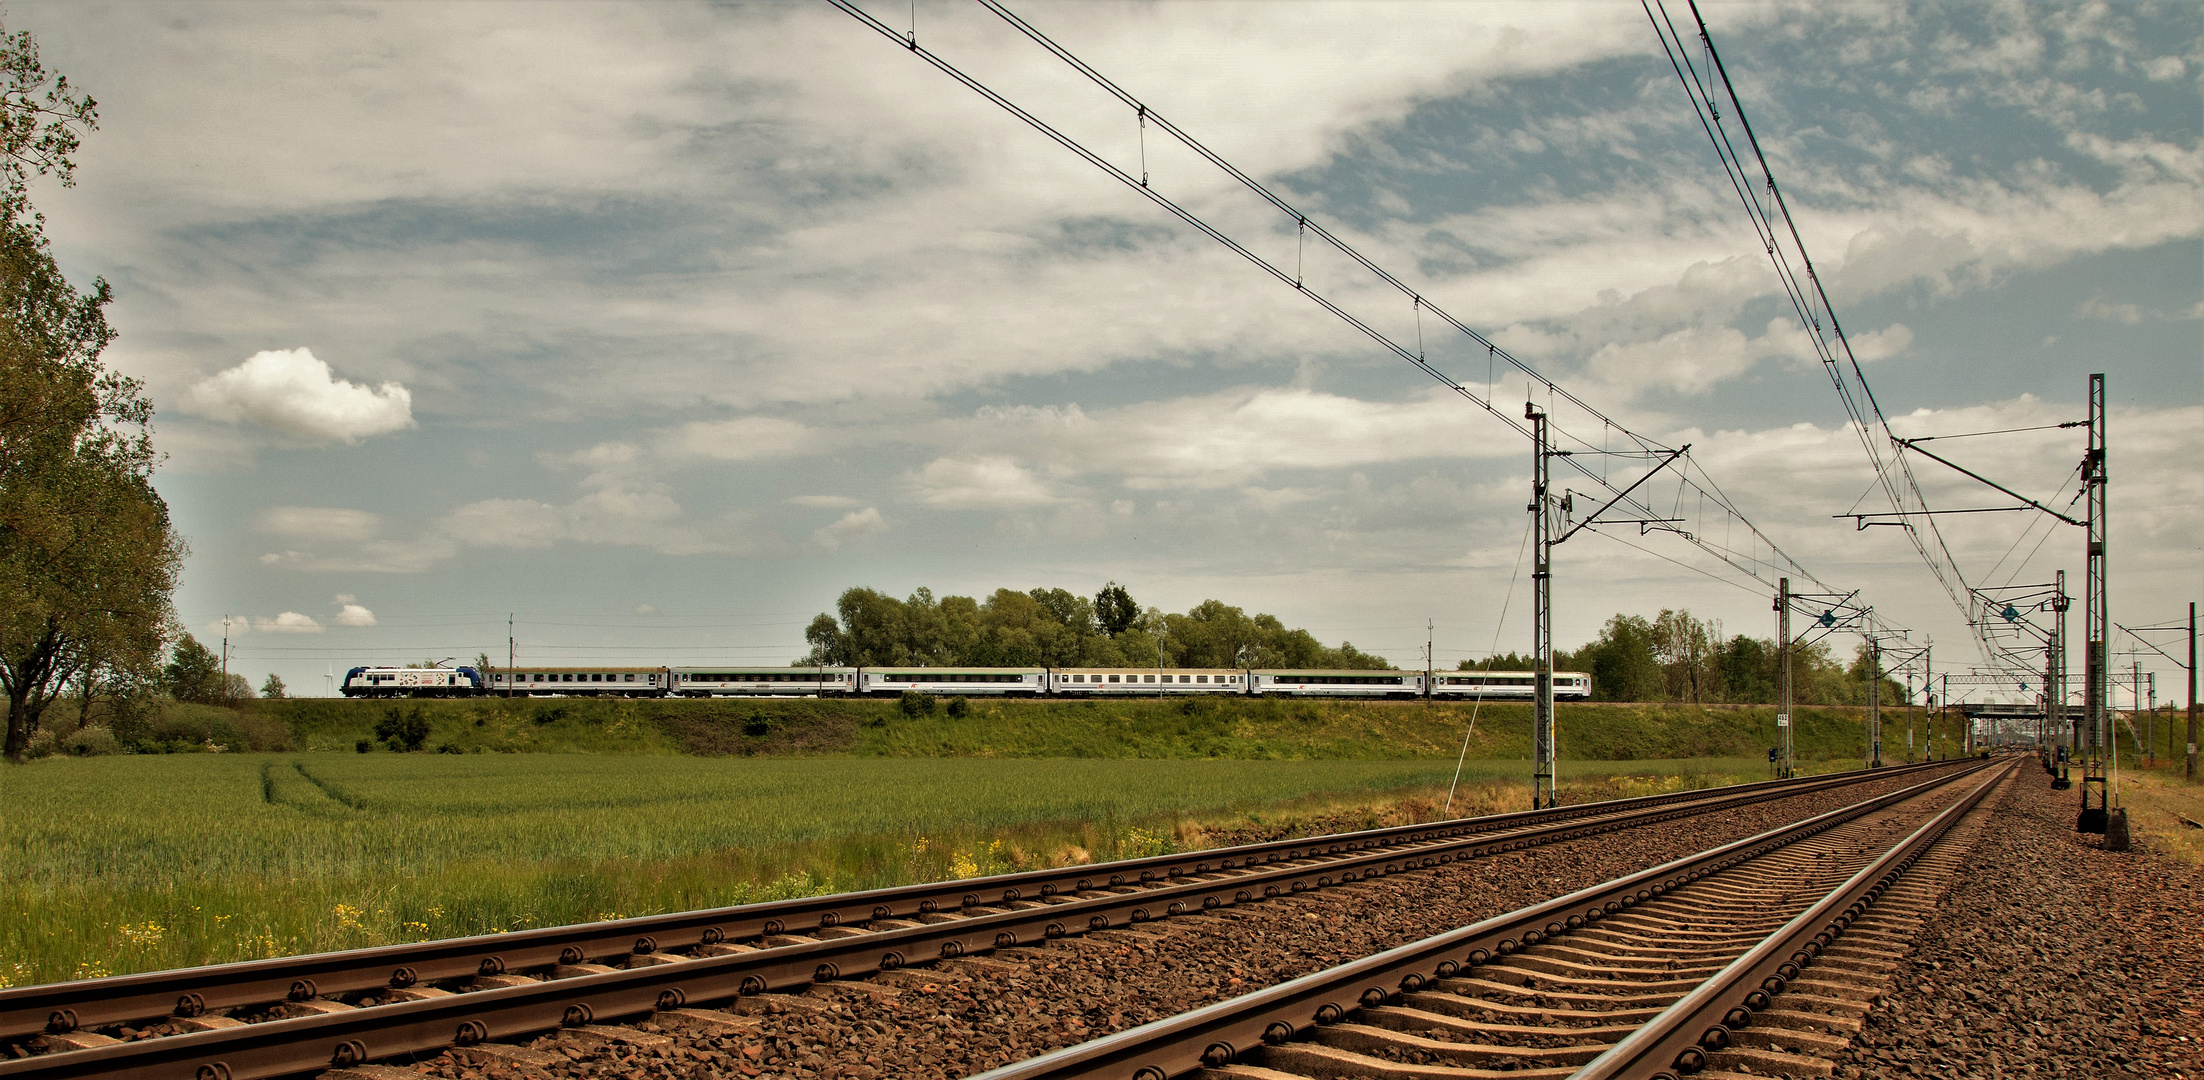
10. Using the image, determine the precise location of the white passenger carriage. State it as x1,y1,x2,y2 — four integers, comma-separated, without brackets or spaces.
1428,670,1593,700
859,667,1045,697
1250,669,1425,699
495,667,668,697
1048,668,1244,695
672,667,856,697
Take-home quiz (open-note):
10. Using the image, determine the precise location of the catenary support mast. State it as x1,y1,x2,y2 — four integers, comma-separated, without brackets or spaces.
1530,402,1556,810
1776,577,1793,778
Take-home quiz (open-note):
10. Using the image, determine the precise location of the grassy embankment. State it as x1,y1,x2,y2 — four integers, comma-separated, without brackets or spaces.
261,693,1946,762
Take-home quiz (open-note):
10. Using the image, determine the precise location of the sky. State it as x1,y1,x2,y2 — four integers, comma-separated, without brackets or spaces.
15,1,2200,705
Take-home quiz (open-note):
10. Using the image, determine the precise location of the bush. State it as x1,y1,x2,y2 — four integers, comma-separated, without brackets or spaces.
899,691,937,718
24,728,57,759
945,696,969,718
356,739,373,754
62,725,120,756
134,703,251,753
374,707,431,752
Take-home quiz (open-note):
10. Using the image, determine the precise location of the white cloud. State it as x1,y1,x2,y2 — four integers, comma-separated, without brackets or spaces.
257,506,383,540
183,348,413,443
254,611,324,634
811,507,887,550
665,417,817,461
332,597,377,627
912,457,1066,508
787,494,860,508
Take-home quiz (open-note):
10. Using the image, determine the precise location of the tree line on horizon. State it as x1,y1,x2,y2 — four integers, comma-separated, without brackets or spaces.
1470,609,1913,707
798,583,1394,671
802,587,1913,708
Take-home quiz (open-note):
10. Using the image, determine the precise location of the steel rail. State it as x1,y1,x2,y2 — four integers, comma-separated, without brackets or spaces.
1574,758,2016,1079
0,762,1979,1080
959,757,2002,1080
0,760,1957,1042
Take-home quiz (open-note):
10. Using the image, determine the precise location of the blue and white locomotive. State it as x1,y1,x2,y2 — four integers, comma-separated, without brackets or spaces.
340,666,487,698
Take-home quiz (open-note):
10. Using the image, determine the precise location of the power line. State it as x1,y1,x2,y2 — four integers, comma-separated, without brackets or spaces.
1646,0,1976,656
828,0,1844,607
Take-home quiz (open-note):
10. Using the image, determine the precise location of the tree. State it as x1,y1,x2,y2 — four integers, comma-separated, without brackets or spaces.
260,673,286,699
161,634,225,705
1094,581,1139,638
1576,614,1662,703
0,28,179,763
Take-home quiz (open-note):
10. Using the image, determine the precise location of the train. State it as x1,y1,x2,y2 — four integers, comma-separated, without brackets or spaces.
339,664,1593,701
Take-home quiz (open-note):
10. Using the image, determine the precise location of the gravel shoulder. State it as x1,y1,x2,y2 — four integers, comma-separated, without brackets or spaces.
1838,773,2204,1079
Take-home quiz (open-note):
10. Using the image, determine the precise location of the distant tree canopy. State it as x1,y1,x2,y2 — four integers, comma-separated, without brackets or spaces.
1459,608,1910,707
799,586,1394,670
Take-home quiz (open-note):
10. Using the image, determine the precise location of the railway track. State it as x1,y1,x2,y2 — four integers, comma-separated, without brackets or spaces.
0,759,1980,1080
976,755,2015,1080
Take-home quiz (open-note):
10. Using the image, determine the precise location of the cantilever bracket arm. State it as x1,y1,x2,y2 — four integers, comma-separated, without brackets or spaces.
1553,445,1689,547
1893,438,2085,528
2116,624,2193,672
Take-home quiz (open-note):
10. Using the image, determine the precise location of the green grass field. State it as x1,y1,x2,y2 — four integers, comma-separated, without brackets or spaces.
0,752,1796,986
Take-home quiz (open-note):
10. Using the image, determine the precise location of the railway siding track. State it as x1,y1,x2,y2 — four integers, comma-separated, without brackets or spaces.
968,756,2011,1080
0,763,1957,1052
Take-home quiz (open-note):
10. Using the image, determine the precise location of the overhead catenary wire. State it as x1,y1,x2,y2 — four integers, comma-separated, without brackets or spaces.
1646,0,1987,661
828,0,1845,604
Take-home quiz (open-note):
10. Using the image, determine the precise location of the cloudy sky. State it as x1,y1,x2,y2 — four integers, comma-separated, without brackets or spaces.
19,1,2200,703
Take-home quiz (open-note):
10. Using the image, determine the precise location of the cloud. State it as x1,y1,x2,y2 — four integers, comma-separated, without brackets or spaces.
254,611,324,634
257,506,383,540
786,494,860,508
665,417,817,461
912,457,1067,508
183,348,413,443
332,597,377,627
811,507,886,550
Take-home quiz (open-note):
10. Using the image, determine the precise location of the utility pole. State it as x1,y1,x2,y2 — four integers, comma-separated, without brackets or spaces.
1426,619,1434,702
2189,601,2198,781
2080,373,2110,832
221,615,231,686
1865,632,1882,768
1529,402,1556,810
2050,569,2069,755
1776,577,1793,779
507,614,516,699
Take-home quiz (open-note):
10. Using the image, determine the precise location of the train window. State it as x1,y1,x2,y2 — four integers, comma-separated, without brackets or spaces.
1196,675,1207,683
1108,675,1120,683
1143,674,1155,682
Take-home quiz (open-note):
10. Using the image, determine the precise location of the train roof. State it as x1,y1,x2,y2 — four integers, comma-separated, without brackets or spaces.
1053,667,1241,674
500,666,666,674
1251,668,1412,676
670,666,855,674
864,666,1046,674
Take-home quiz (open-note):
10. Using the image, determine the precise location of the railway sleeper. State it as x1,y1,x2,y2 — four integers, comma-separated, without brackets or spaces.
1305,1020,1614,1067
1249,1039,1578,1079
1396,991,1669,1028
1355,1004,1638,1044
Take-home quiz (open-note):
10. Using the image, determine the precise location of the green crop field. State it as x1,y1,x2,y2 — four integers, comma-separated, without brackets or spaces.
0,752,1795,986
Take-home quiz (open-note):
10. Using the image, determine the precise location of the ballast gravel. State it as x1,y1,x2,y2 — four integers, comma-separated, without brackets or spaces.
1837,775,2204,1080
398,766,1971,1080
